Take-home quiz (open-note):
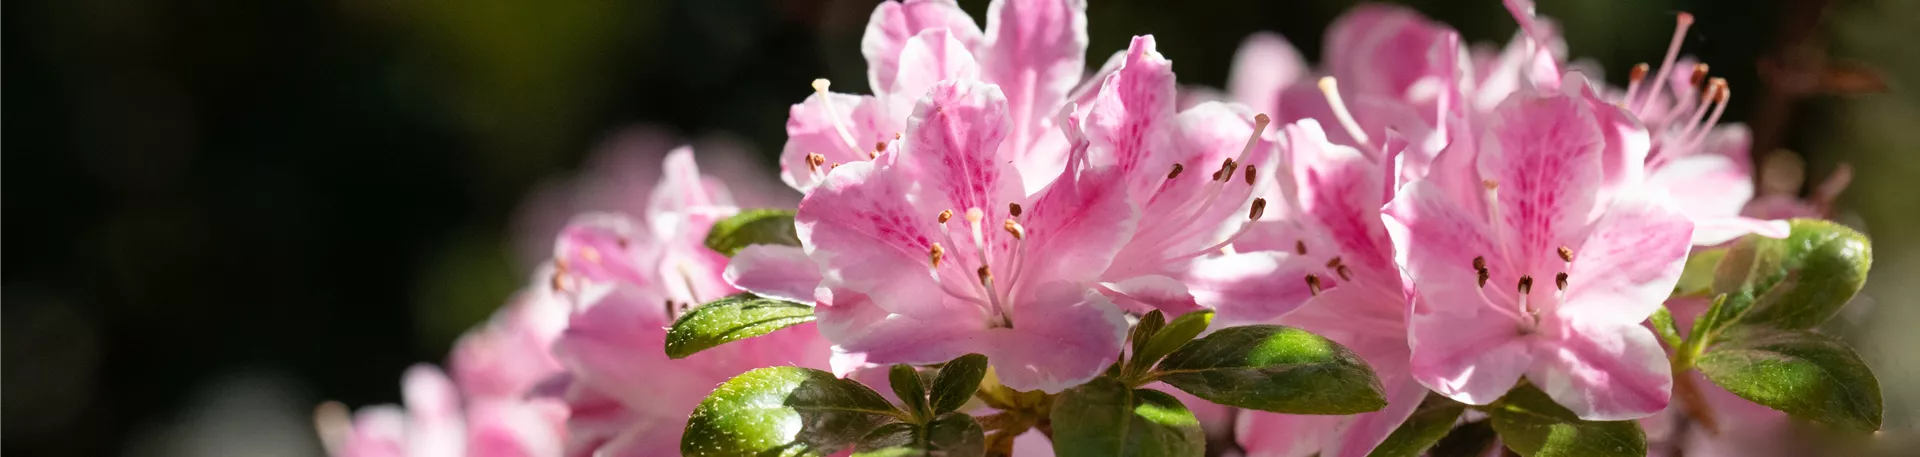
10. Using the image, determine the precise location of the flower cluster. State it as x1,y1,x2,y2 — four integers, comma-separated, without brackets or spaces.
320,1,1880,456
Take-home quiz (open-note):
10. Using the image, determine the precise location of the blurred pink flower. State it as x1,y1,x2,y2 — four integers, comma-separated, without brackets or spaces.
321,365,567,457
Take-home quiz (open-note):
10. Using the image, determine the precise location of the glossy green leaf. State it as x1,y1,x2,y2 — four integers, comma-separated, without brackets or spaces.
852,413,987,457
890,364,932,421
1697,329,1882,431
682,367,901,456
929,354,988,415
1739,220,1872,330
1674,247,1727,297
705,209,801,256
1154,325,1385,414
1050,377,1204,457
1128,310,1168,361
665,294,815,359
1702,235,1787,334
1368,393,1468,457
1136,310,1213,370
1488,383,1646,457
1649,305,1683,349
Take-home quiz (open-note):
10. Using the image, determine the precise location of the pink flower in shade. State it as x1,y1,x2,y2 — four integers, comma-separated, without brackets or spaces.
782,0,1088,194
1384,81,1695,421
1231,121,1429,457
789,79,1136,393
539,149,835,456
320,365,568,457
447,273,570,401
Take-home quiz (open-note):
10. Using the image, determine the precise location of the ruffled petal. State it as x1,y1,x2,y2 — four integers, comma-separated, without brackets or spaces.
1477,90,1606,273
990,282,1128,392
1559,190,1693,325
862,0,984,97
1228,32,1307,117
794,161,948,317
981,0,1087,179
1530,317,1673,420
723,244,823,304
887,28,983,119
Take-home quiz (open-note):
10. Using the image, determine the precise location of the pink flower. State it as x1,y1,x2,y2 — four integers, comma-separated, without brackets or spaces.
782,0,1088,193
1233,121,1427,457
320,365,567,457
1384,81,1694,421
447,272,570,401
793,79,1135,393
544,149,836,456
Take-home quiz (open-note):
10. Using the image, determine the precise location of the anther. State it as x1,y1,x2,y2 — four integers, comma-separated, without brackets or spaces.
1518,275,1535,295
875,141,888,153
1167,163,1184,179
938,209,953,224
977,266,992,286
1473,255,1487,271
1557,246,1574,263
806,153,826,172
1327,256,1344,268
616,237,630,249
1003,219,1026,240
1555,272,1568,291
580,246,602,264
931,243,946,267
1220,158,1238,182
1336,265,1353,281
1295,240,1308,255
1248,198,1268,220
1636,12,1696,110
1008,203,1023,217
1305,274,1323,296
549,272,567,291
1243,165,1257,185
1476,269,1490,288
1690,63,1711,88
1625,63,1651,105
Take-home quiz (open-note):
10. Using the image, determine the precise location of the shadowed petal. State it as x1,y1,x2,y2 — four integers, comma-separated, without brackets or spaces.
1559,190,1693,325
863,0,984,96
723,244,824,304
1530,317,1673,420
990,282,1128,392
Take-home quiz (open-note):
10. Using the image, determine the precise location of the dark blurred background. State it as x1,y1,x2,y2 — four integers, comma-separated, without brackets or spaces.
5,0,1915,455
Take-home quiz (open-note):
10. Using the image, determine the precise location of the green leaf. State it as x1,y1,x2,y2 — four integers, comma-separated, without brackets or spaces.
890,364,932,421
1739,220,1872,330
683,367,902,456
1050,377,1204,457
1674,247,1727,297
1153,325,1385,414
1368,393,1468,457
1135,310,1213,370
666,294,815,359
1128,310,1168,361
1702,235,1788,334
852,413,987,457
929,354,989,415
1696,329,1882,431
1488,383,1646,457
1429,420,1498,457
705,209,801,256
1649,305,1683,349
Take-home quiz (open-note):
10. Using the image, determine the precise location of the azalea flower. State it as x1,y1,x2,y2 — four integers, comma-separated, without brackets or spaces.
782,0,1087,193
1233,121,1427,457
790,79,1136,393
447,274,570,401
544,149,835,455
318,365,567,457
1384,79,1694,421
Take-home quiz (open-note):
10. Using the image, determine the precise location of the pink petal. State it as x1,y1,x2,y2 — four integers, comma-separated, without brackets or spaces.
1382,179,1505,323
1567,75,1651,192
1691,217,1790,246
1321,375,1432,457
1530,317,1673,420
981,0,1087,175
1018,162,1139,286
862,0,984,99
647,148,737,227
1186,251,1321,324
990,282,1128,392
887,28,983,119
794,161,948,318
401,365,466,457
1324,4,1461,103
1082,35,1178,197
1477,90,1605,274
1406,306,1533,405
1287,121,1395,278
1105,102,1270,278
1559,190,1694,326
553,213,651,286
464,399,567,457
338,405,408,457
723,244,823,304
1100,275,1203,315
551,285,708,418
1237,409,1343,457
813,287,988,366
1649,152,1753,223
1228,32,1307,117
780,91,895,191
900,79,1023,214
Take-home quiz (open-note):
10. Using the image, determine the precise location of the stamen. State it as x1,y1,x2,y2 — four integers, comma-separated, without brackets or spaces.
1517,275,1535,314
1684,79,1731,147
1306,274,1323,296
1624,63,1651,106
1476,268,1490,288
965,207,984,224
1003,219,1026,240
1008,203,1023,217
875,141,888,153
938,209,953,224
1689,63,1711,88
977,266,991,285
1557,246,1574,263
1317,77,1371,146
1326,256,1344,268
1167,163,1184,179
1248,198,1267,220
1675,78,1726,143
811,79,864,155
1336,265,1353,281
931,243,946,268
1555,272,1569,291
1636,13,1695,111
1296,240,1308,255
1473,255,1488,272
1243,165,1257,185
580,246,602,264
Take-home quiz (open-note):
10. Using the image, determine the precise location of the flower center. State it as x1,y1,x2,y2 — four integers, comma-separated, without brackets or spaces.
1126,114,1274,267
926,204,1029,328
